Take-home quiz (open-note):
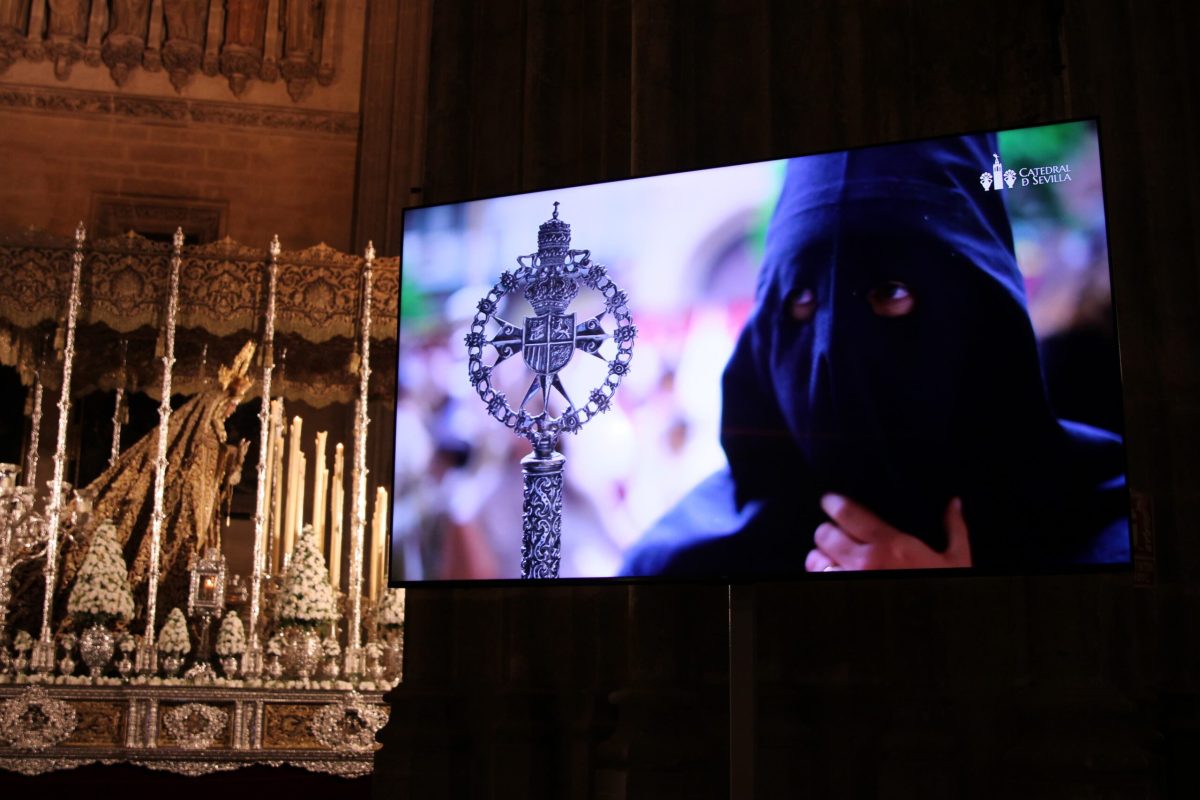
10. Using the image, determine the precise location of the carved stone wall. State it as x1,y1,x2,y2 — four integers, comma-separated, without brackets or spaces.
0,84,359,250
0,0,354,102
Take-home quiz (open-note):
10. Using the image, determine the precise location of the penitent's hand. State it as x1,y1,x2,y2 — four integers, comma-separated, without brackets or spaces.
804,493,972,572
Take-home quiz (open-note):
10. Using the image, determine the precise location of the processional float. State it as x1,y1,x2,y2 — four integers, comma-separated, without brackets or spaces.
0,225,402,777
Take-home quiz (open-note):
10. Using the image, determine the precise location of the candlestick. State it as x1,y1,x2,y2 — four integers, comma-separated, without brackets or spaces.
329,442,345,589
345,242,375,676
244,235,280,678
270,420,285,574
24,368,43,489
109,339,128,467
261,402,278,564
136,227,184,675
32,223,86,673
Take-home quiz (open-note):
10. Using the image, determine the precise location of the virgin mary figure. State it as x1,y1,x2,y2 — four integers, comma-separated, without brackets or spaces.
9,341,255,634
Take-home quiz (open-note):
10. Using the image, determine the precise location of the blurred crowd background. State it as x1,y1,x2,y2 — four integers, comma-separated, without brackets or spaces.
390,120,1120,581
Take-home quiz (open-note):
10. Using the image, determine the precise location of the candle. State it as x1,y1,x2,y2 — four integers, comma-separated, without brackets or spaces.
329,443,344,589
283,415,302,560
379,486,390,598
369,486,388,600
296,450,307,543
262,399,280,571
313,431,328,544
270,427,285,573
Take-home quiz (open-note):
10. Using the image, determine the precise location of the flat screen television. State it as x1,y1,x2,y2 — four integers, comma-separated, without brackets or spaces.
389,119,1130,583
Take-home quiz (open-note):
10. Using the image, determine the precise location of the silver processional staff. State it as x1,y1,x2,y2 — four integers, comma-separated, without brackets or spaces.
466,204,636,579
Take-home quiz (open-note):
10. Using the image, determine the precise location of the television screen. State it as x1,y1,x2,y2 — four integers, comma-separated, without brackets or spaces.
390,119,1130,582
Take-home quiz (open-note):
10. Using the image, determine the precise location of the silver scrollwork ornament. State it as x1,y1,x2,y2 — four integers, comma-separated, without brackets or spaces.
466,203,636,579
310,693,388,752
0,687,78,751
162,703,229,750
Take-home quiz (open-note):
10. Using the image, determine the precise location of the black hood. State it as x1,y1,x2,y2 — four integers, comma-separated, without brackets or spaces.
716,133,1126,568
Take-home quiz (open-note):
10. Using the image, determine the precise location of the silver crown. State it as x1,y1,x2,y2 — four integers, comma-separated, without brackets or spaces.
525,272,579,315
527,202,579,314
537,202,571,268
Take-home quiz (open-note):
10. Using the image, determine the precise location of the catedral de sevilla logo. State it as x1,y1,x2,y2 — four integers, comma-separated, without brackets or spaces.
979,153,1071,191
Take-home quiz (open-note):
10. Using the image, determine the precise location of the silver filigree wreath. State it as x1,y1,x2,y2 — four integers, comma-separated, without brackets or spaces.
0,687,79,751
310,694,389,752
466,203,637,443
162,702,229,750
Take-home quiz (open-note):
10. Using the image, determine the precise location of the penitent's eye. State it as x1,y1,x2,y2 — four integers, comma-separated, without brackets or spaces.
866,281,916,318
787,288,816,322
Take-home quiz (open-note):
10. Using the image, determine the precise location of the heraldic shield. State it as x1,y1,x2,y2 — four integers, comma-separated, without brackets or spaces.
523,312,576,376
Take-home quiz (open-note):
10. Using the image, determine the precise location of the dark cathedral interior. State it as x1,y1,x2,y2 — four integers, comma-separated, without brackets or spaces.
1,1,1199,798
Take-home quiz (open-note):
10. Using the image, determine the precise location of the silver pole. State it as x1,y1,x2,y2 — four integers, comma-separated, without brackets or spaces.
243,235,280,678
31,223,86,673
136,227,184,675
344,242,374,678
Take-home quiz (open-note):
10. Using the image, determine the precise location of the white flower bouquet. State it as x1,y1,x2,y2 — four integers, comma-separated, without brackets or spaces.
277,525,338,629
67,522,135,629
377,588,406,630
119,633,137,653
157,607,191,655
215,611,247,657
13,630,33,652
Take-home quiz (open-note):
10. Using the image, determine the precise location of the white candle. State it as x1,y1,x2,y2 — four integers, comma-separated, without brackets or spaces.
271,428,285,574
329,443,344,589
369,486,388,600
313,431,328,545
296,450,307,544
283,415,302,561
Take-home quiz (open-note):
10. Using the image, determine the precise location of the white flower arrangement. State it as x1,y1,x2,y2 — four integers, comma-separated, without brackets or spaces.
377,588,406,629
119,633,137,653
13,630,33,652
277,525,338,628
66,521,135,628
157,607,191,655
215,611,247,657
266,634,284,658
321,636,340,658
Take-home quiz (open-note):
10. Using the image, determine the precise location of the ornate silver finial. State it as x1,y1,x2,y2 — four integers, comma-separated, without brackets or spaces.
173,227,184,249
365,241,376,263
466,204,637,578
74,221,85,243
269,234,281,258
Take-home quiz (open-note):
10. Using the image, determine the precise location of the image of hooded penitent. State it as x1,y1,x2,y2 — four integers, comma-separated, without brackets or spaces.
623,132,1129,577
